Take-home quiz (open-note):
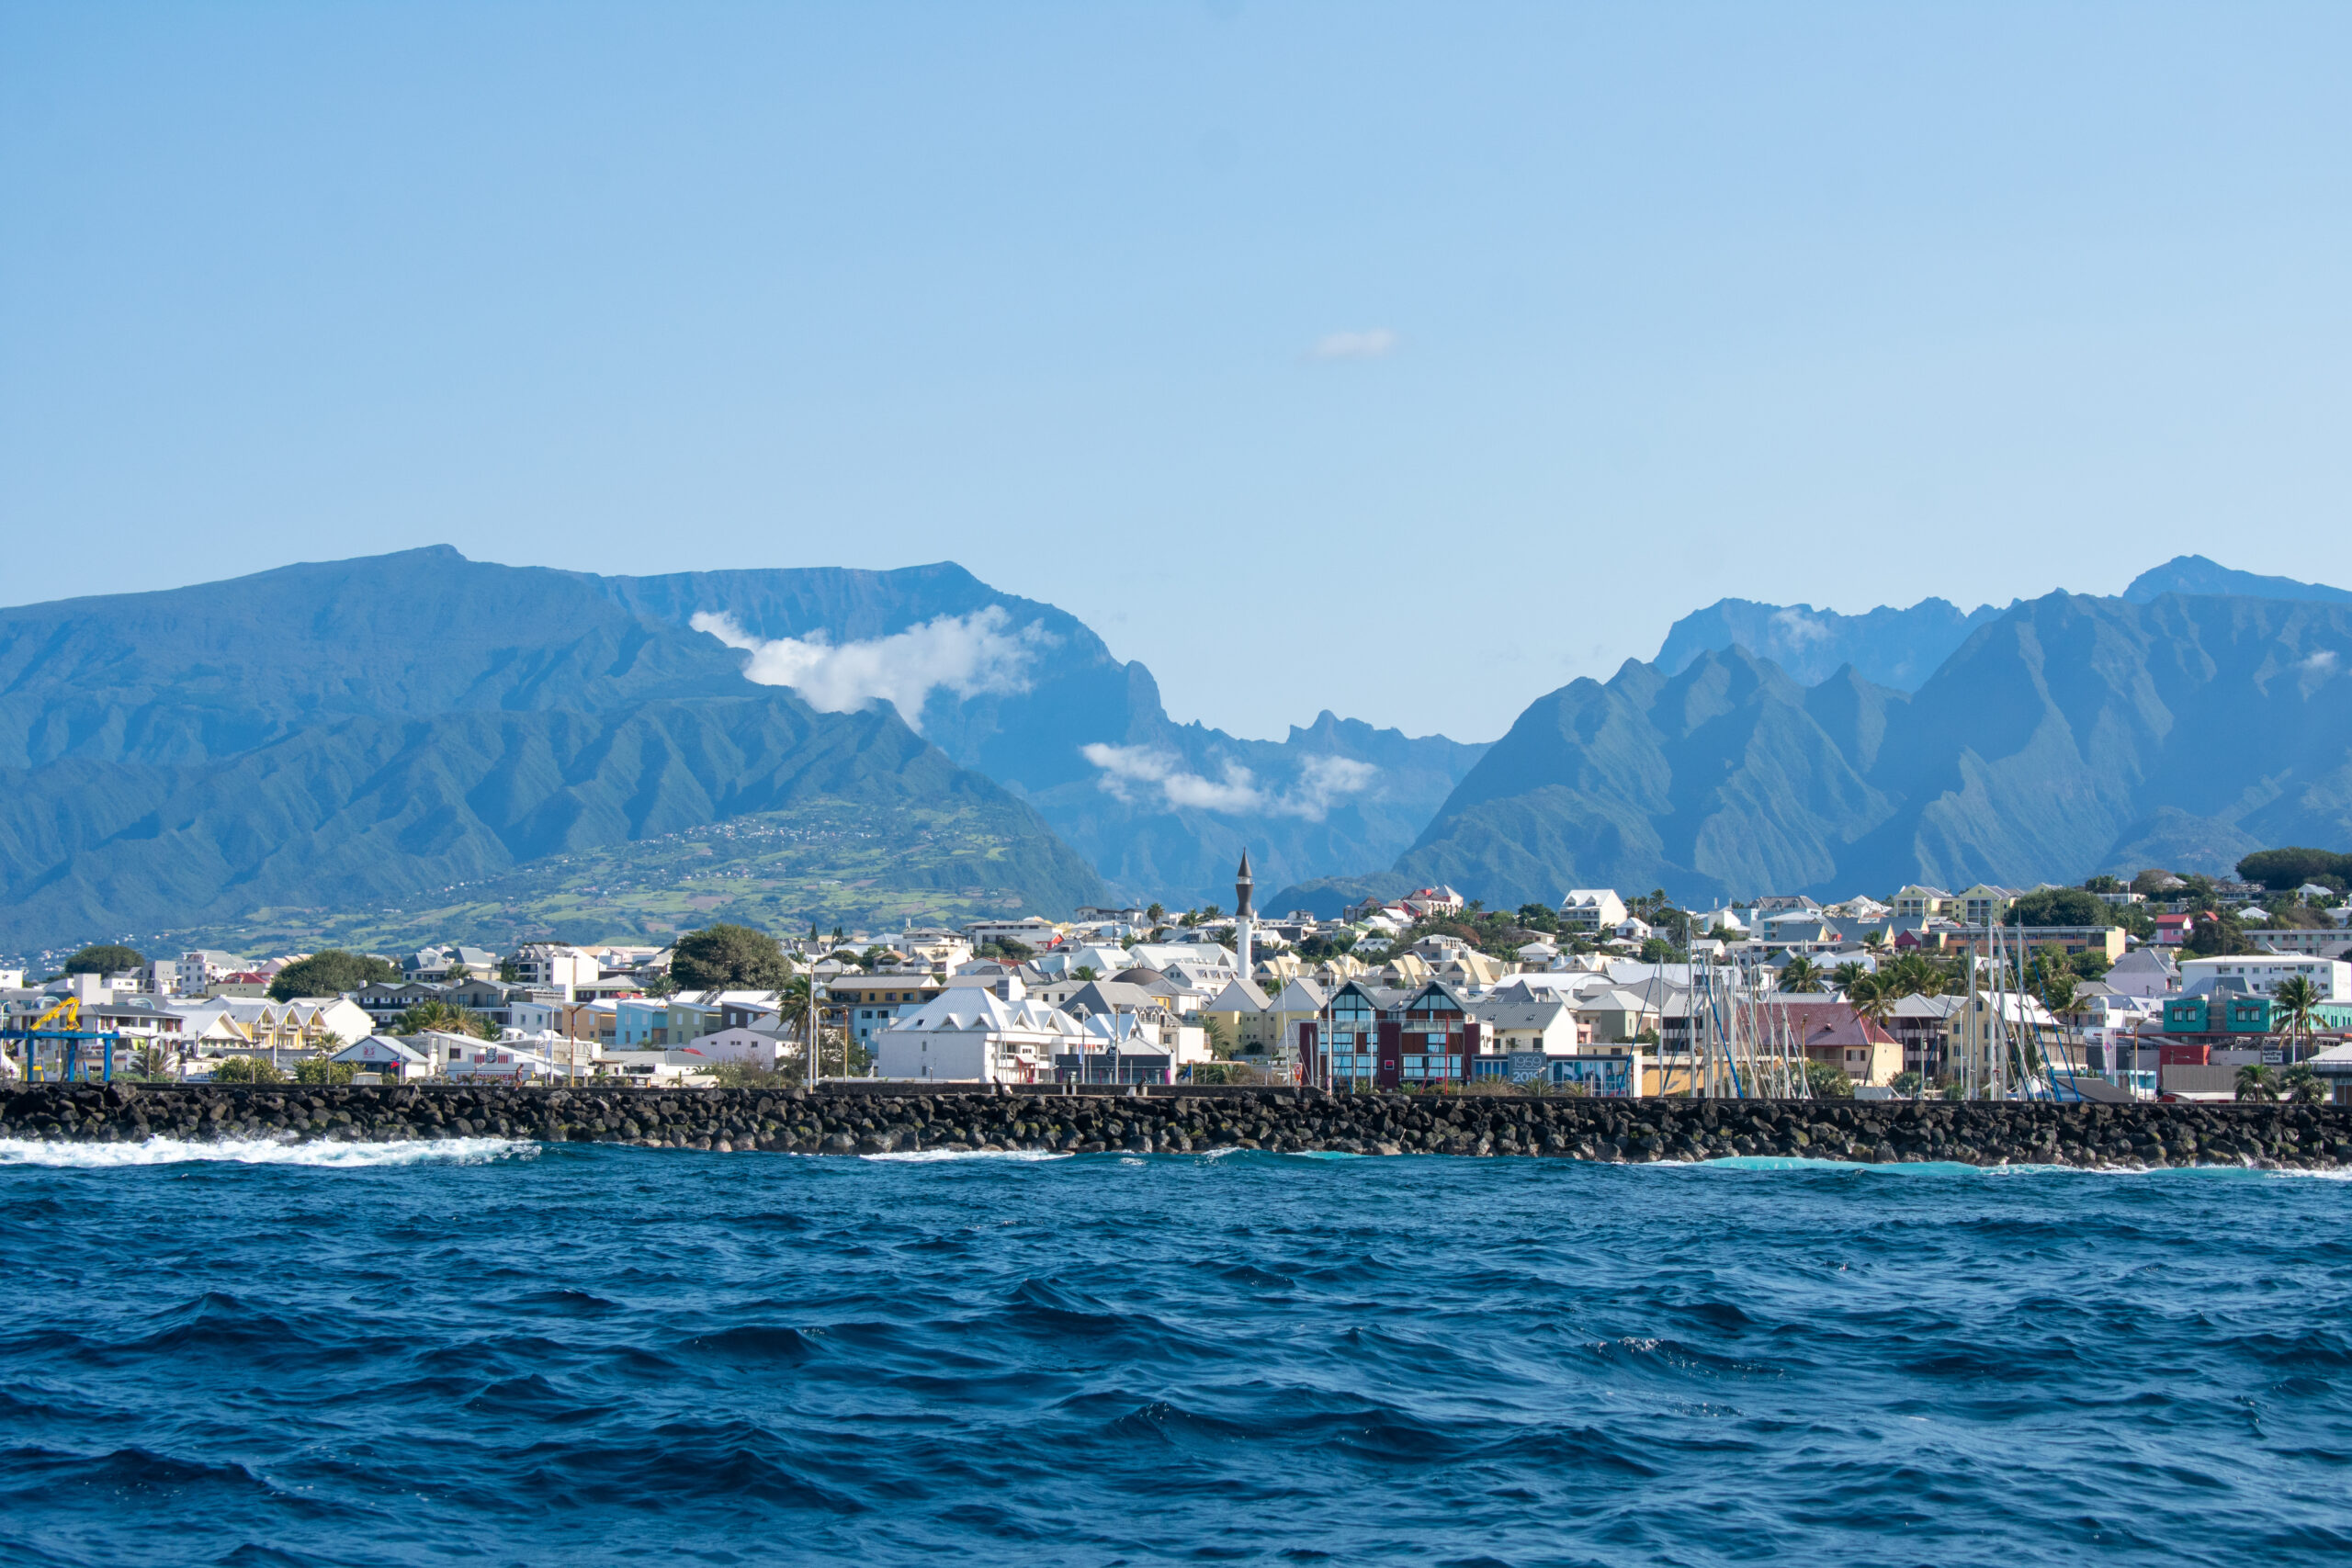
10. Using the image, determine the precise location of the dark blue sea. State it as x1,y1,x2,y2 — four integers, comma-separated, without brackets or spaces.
2,1138,2347,1567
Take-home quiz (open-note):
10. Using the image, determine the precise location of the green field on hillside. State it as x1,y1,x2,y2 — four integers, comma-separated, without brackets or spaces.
147,800,1053,958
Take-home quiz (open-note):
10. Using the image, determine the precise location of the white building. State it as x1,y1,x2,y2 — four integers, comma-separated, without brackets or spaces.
2104,947,2177,998
2178,955,2352,1002
1559,889,1628,935
2241,928,2352,958
506,944,602,1000
692,1026,792,1068
871,978,1086,1084
961,917,1063,953
332,1035,432,1081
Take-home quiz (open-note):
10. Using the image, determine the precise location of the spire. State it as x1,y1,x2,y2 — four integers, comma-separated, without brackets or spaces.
1235,847,1255,919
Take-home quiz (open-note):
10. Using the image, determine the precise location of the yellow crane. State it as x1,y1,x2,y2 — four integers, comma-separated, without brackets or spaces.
3,994,121,1083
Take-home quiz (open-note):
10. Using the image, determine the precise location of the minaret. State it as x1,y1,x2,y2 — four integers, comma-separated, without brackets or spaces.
1234,847,1255,979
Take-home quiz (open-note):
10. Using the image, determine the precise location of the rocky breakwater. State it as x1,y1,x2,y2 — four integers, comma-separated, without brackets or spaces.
3,1083,2350,1168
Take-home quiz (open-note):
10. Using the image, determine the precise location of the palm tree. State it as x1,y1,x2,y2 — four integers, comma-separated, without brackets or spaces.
2272,976,2322,1059
1849,973,1896,1029
2282,1063,2326,1105
780,973,816,1077
1830,961,1870,995
2039,975,2083,1024
1779,956,1824,993
2234,1063,2280,1102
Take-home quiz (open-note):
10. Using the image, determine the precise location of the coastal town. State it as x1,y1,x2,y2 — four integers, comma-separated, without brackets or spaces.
6,853,2351,1106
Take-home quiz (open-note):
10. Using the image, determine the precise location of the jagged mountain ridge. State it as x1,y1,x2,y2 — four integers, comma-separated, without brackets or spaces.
1657,555,2352,694
1656,596,2004,691
594,562,1486,905
1377,589,2352,909
0,550,1104,948
0,546,1482,947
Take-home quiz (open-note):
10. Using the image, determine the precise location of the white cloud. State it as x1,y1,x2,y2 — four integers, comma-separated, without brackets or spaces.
1770,606,1833,649
1080,744,1376,820
1309,328,1396,361
693,606,1053,731
2302,649,2340,674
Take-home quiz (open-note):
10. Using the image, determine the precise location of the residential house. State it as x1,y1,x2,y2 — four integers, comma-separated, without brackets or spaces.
1893,886,1955,920
505,943,601,999
1887,994,1969,1081
1759,999,1903,1086
871,978,1085,1084
331,1035,432,1082
1558,890,1628,936
1952,885,2021,927
827,974,948,1049
2105,947,2179,998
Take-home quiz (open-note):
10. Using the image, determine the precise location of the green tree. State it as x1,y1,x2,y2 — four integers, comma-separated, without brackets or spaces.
2040,974,2083,1022
1146,902,1165,924
128,1043,175,1081
2005,888,2112,928
707,1060,795,1089
642,970,680,998
1830,961,1870,994
2282,1063,2326,1105
2238,847,2352,892
1803,1058,1854,1099
1892,1069,1925,1097
1849,973,1896,1028
671,923,794,989
978,939,1035,962
2272,975,2323,1055
2082,874,2121,894
395,999,497,1040
2181,909,2253,958
1071,965,1101,982
269,950,400,1000
1203,1017,1239,1060
497,957,521,982
2234,1063,2279,1102
210,1055,284,1084
1779,956,1824,993
64,943,145,975
293,1058,356,1086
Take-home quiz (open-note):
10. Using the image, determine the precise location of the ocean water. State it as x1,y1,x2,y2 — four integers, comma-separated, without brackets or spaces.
2,1141,2347,1567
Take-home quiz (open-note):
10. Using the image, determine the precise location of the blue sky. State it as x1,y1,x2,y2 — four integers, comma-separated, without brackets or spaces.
5,3,2348,740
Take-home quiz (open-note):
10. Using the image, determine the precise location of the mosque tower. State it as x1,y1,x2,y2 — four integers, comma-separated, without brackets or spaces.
1234,847,1255,979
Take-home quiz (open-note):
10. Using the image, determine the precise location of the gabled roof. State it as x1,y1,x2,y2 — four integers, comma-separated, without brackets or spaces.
1272,977,1329,1011
1205,977,1272,1012
1058,980,1169,1018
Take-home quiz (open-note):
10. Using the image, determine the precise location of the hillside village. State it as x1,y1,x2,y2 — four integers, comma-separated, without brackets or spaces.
8,850,2351,1105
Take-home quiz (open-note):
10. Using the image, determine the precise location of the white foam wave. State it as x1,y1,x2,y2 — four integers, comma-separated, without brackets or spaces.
0,1135,537,1169
860,1148,1072,1163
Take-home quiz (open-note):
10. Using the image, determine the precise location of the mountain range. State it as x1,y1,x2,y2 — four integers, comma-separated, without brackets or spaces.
4,547,2348,953
0,548,1476,952
1343,581,2352,912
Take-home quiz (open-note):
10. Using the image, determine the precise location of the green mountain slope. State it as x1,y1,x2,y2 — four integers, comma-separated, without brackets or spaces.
1392,591,2352,905
0,552,1105,953
147,798,1094,957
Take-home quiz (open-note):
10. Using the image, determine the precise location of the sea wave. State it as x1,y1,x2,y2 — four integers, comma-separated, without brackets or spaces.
860,1147,1072,1163
0,1134,536,1168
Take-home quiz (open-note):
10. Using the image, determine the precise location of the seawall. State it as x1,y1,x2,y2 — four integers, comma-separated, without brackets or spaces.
5,1083,2349,1168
